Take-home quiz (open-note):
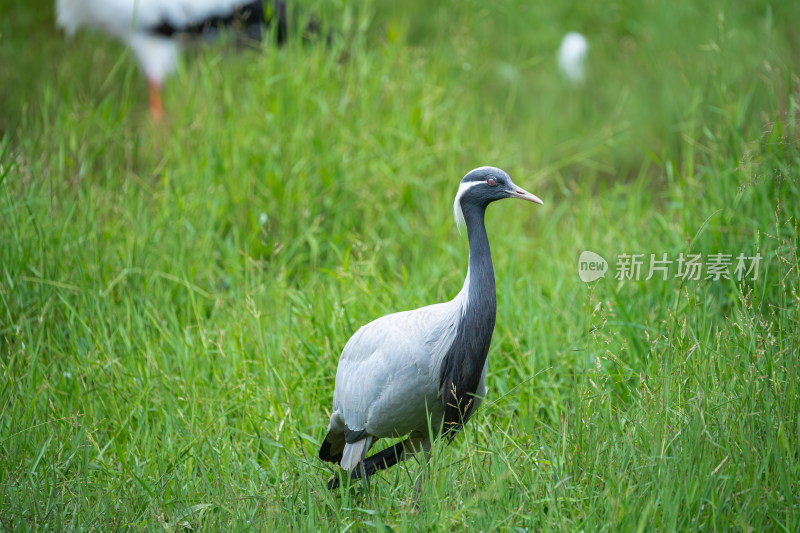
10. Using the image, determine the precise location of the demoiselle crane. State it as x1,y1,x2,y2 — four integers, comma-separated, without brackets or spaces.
55,0,287,119
319,166,543,490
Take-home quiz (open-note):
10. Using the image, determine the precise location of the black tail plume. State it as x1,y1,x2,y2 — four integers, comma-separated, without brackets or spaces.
326,440,407,490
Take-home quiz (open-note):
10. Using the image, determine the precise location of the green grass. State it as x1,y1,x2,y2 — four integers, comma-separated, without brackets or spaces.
1,0,799,530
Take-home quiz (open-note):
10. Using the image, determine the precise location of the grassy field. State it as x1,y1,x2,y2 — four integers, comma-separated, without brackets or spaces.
1,0,799,530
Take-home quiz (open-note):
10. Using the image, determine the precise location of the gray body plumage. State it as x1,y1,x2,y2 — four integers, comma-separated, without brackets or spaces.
319,166,542,485
326,268,487,470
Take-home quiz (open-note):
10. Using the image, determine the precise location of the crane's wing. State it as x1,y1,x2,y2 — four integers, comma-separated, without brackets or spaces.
331,300,462,441
57,0,271,36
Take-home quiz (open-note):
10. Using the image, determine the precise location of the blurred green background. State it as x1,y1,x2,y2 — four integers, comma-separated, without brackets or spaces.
1,0,798,530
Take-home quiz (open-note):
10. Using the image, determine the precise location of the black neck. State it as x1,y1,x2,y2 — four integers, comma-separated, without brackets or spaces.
462,203,496,309
439,201,497,435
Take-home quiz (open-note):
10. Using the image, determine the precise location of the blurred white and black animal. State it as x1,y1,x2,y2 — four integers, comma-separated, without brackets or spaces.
318,167,543,491
56,0,288,119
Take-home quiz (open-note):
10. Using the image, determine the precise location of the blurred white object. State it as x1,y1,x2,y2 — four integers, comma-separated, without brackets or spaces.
557,32,588,84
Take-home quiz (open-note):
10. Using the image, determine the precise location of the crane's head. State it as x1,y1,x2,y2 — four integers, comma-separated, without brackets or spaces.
453,166,543,230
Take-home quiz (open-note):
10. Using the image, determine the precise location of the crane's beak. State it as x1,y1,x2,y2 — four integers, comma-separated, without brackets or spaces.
509,186,543,205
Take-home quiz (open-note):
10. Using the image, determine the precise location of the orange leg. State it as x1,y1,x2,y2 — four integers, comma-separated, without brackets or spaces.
148,79,164,121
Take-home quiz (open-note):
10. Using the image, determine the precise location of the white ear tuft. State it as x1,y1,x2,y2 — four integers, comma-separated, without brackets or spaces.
453,195,465,234
453,181,480,234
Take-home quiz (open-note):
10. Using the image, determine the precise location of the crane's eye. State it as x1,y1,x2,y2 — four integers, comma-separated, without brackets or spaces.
487,177,497,186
